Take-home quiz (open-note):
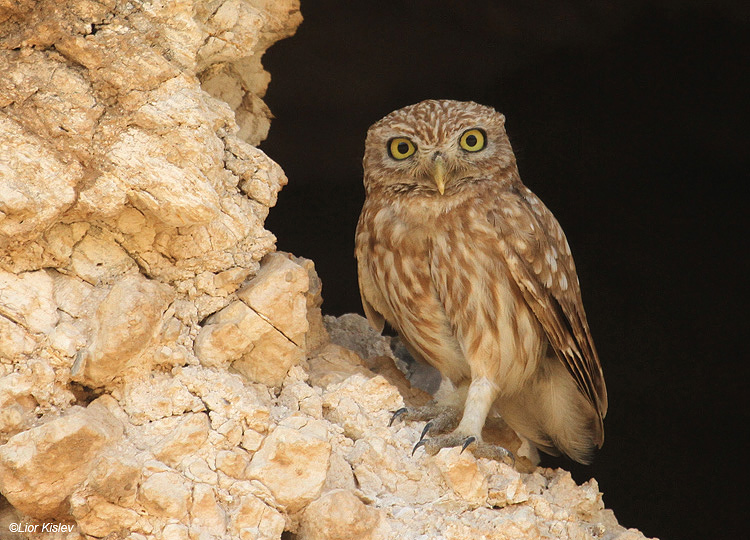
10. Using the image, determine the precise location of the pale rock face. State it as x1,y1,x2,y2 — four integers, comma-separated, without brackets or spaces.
195,252,309,387
245,421,332,513
73,273,175,388
237,252,310,348
0,270,58,335
0,1,653,539
299,489,387,540
138,471,192,518
0,116,80,245
229,494,286,540
151,413,211,467
0,400,123,518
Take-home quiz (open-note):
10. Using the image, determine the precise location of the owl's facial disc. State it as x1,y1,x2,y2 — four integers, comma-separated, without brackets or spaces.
431,154,447,195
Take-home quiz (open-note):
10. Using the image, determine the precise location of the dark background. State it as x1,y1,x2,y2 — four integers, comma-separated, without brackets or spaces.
260,2,748,539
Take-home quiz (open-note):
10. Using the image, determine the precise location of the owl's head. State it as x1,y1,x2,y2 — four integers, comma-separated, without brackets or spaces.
363,99,515,196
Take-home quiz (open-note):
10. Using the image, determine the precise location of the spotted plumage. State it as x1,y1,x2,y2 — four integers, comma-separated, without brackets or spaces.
355,99,607,464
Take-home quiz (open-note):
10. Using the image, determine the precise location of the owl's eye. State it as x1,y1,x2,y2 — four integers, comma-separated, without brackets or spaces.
459,128,486,152
388,137,417,160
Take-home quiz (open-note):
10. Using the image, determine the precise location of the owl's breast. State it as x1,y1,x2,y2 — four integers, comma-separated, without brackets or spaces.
428,204,547,389
356,201,470,383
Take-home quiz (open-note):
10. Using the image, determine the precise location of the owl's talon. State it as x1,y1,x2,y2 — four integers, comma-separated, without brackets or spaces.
412,439,427,456
389,407,409,427
461,436,476,453
419,421,433,442
472,443,516,466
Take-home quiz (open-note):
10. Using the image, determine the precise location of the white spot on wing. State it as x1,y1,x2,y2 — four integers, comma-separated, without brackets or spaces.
545,251,558,272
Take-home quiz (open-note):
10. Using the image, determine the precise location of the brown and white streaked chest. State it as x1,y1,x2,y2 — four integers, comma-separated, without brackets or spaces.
427,202,546,391
357,191,546,391
356,197,469,382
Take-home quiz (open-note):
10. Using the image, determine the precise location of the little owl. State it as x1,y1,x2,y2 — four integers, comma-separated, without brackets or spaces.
355,99,607,464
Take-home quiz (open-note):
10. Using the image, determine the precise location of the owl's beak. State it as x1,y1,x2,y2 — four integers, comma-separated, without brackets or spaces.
432,155,446,195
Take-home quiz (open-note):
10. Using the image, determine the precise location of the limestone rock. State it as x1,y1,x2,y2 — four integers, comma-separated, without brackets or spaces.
229,494,285,540
324,313,393,362
194,300,260,369
73,273,174,388
0,116,80,247
138,471,191,518
245,421,332,513
237,251,309,348
0,270,58,335
195,297,304,388
299,489,386,540
195,252,310,387
152,413,211,467
191,483,227,536
0,400,123,518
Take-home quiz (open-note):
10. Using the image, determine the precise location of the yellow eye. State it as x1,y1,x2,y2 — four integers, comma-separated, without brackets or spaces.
459,128,486,152
388,137,417,160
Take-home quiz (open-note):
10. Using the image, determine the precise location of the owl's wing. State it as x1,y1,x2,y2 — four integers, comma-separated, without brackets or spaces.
359,284,386,332
489,185,608,422
355,224,386,333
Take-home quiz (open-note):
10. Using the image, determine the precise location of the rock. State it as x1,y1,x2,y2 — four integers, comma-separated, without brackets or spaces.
325,313,442,395
119,372,206,425
322,374,403,440
324,313,393,362
71,493,142,538
299,489,385,540
431,447,528,508
0,314,36,361
190,483,227,536
229,494,285,540
294,255,329,352
85,453,141,507
69,229,139,285
194,301,259,369
137,471,191,518
152,413,211,467
195,298,304,387
73,273,174,388
0,401,123,518
0,371,40,440
0,116,80,247
162,523,190,540
245,422,332,513
0,270,58,334
237,251,309,348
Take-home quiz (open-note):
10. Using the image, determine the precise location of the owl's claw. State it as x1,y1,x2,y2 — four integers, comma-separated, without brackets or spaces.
412,439,427,456
412,433,477,456
419,421,433,442
473,442,516,467
389,407,409,427
461,436,476,453
412,432,515,466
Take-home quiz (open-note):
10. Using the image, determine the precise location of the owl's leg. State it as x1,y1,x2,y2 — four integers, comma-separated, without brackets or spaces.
390,377,463,433
414,377,515,465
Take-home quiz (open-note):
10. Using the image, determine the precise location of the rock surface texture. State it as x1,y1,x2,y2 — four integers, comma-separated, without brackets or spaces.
0,1,654,539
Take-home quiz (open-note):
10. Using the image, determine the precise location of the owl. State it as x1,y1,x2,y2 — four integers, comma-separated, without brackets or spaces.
355,99,608,464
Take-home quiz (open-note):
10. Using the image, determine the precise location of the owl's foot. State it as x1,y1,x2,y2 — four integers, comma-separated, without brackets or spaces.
413,433,515,466
389,402,460,433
